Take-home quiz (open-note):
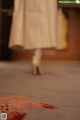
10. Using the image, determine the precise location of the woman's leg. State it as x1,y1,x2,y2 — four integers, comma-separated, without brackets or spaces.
32,49,42,66
32,49,42,75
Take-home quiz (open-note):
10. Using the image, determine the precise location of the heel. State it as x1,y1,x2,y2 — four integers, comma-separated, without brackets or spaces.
32,65,42,75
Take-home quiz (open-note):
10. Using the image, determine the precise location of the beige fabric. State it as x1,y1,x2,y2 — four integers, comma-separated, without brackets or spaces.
9,0,58,49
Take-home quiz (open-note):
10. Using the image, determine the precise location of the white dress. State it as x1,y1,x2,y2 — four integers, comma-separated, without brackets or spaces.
9,0,58,49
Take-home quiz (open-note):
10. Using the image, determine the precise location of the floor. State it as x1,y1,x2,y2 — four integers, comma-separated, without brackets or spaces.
0,61,80,120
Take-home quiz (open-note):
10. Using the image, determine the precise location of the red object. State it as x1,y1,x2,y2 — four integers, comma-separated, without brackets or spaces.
41,103,58,109
7,111,27,120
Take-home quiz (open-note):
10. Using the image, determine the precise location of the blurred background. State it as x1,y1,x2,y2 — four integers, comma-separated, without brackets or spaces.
0,0,80,62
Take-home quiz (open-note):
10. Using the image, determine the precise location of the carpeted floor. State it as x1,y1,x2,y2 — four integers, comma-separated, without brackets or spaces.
0,61,80,120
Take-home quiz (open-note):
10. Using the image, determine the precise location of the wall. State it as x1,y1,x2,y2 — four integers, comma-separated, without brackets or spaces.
0,0,12,60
